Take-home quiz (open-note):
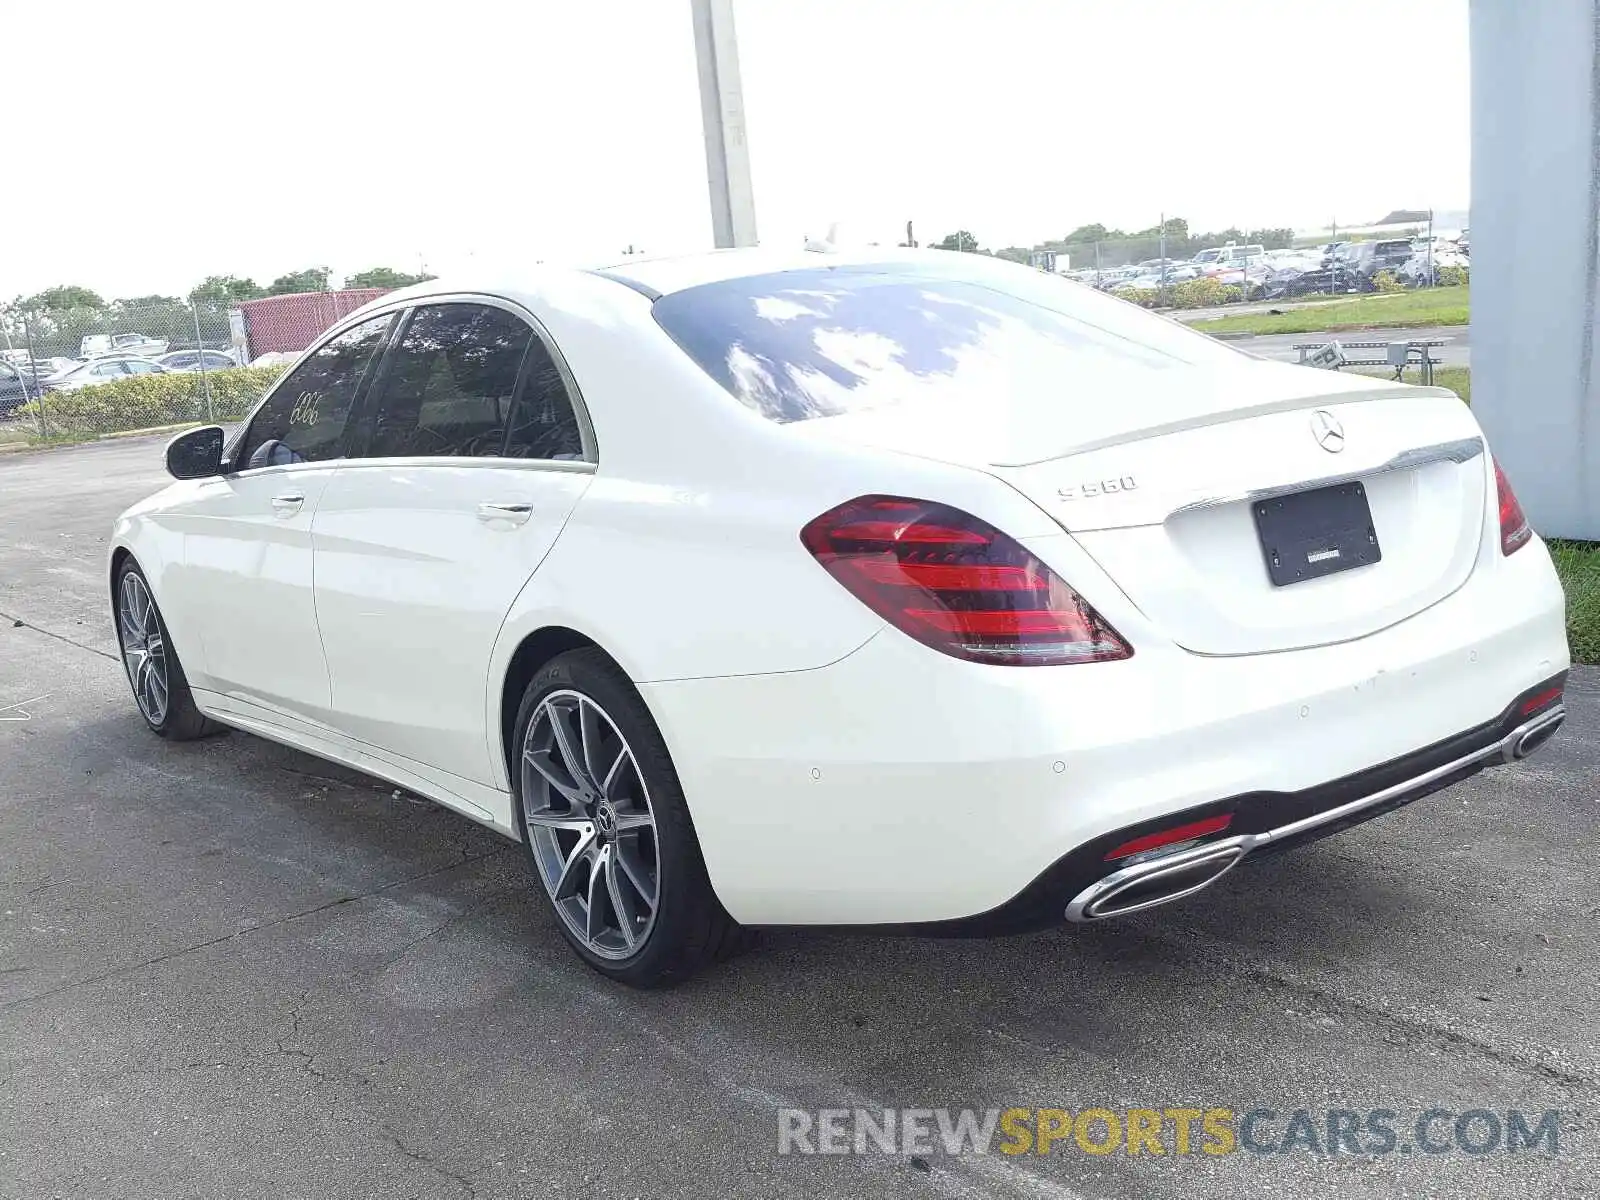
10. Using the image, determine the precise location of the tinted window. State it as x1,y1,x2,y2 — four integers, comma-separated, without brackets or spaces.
364,304,530,458
652,260,1240,424
90,362,125,378
124,360,160,374
503,336,584,460
239,314,390,468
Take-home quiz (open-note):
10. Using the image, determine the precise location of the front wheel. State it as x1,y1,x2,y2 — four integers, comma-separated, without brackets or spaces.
511,648,749,986
114,561,221,740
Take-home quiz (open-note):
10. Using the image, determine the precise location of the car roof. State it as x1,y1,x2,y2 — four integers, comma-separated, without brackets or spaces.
590,246,932,297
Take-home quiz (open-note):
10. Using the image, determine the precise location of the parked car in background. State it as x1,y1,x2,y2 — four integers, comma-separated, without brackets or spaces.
158,349,239,373
1335,240,1415,289
80,333,170,359
1192,243,1266,267
43,356,168,392
0,359,37,416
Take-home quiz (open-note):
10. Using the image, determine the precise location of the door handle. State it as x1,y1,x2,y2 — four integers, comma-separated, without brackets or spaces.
270,493,304,516
476,501,533,527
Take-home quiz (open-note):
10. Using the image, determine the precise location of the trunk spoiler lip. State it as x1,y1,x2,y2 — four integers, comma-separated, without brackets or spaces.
1166,435,1484,519
985,383,1457,468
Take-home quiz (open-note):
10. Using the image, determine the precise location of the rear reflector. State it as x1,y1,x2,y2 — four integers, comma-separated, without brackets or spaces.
1494,457,1532,556
801,496,1132,667
1106,814,1234,861
1520,685,1564,716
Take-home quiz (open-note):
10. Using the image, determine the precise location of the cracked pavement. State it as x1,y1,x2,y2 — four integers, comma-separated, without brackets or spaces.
2,436,1597,1199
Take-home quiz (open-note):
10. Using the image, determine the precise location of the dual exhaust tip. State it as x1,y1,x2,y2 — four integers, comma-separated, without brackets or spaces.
1065,703,1566,924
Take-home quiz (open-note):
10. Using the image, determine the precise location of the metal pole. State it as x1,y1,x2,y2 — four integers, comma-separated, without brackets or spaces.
192,303,213,422
1159,214,1168,305
24,319,45,440
1427,208,1435,287
690,0,758,248
1331,217,1339,294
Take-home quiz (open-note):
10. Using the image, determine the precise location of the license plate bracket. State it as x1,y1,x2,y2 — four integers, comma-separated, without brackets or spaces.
1253,481,1381,587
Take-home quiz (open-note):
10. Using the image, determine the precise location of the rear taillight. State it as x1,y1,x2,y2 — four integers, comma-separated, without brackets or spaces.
800,495,1132,666
1494,457,1532,556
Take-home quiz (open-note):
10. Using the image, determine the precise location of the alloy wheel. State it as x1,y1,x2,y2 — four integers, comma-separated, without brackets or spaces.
520,689,660,959
118,573,169,727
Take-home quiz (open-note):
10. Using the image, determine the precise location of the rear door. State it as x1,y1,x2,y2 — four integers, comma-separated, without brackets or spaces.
311,298,593,787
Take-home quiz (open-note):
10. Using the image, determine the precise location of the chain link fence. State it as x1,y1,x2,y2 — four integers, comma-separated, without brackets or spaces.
1,297,312,446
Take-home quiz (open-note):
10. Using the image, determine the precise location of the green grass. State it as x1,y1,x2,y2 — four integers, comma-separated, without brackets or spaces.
1193,286,1469,336
1350,365,1470,401
1549,541,1600,665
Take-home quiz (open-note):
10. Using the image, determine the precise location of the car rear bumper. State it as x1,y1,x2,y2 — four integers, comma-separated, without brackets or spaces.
641,538,1571,926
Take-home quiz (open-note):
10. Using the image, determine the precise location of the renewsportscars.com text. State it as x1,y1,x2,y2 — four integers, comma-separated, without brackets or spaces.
777,1106,1564,1158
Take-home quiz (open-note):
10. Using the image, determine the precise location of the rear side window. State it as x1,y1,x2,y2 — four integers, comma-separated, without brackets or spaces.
652,260,1240,424
503,337,584,460
239,313,391,468
364,304,531,459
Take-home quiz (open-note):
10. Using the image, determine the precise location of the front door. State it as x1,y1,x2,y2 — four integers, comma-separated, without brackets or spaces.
179,313,393,725
311,299,592,786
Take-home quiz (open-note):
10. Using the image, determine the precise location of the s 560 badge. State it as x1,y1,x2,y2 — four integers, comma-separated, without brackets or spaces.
1058,476,1138,501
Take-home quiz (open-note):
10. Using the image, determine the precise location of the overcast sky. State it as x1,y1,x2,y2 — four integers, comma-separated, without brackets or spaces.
4,0,1469,300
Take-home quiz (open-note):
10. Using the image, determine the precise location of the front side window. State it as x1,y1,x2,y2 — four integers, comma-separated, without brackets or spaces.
364,304,531,459
238,313,391,469
124,360,159,374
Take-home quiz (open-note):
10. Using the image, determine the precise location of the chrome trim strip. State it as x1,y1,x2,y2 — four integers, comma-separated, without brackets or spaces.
1065,704,1564,923
1169,436,1484,518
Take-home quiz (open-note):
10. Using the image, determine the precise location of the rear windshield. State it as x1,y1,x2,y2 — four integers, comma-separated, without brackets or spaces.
651,260,1240,424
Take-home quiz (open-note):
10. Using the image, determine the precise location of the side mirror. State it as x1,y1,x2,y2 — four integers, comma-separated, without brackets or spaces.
166,425,225,479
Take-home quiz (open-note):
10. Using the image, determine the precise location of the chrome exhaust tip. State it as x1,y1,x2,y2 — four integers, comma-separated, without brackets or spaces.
1503,707,1565,763
1065,840,1245,923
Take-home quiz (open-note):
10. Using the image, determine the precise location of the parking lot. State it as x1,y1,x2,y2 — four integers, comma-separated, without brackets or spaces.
2,436,1596,1199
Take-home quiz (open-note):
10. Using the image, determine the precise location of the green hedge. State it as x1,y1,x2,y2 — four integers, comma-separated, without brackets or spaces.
22,366,287,438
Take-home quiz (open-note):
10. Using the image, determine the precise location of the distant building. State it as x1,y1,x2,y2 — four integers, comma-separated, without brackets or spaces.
233,288,389,360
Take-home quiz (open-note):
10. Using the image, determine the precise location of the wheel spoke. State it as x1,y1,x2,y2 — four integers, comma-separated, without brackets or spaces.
547,702,591,793
523,804,590,832
577,699,606,790
614,839,657,908
600,746,630,799
604,851,638,949
584,846,608,943
524,745,584,805
551,829,597,901
613,809,652,833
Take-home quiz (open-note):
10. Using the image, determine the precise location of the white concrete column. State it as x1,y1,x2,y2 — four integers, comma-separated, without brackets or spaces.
1471,0,1599,538
690,0,759,248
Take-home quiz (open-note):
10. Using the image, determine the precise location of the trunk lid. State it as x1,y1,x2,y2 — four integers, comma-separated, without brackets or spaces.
994,387,1487,656
791,364,1487,656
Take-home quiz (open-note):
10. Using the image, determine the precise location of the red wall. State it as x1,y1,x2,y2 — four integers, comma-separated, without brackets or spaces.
237,289,390,357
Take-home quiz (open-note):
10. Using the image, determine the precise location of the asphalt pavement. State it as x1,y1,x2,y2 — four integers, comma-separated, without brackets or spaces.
1,437,1595,1200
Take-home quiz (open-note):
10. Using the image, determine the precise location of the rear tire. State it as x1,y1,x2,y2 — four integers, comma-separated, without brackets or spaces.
113,560,222,741
510,648,750,987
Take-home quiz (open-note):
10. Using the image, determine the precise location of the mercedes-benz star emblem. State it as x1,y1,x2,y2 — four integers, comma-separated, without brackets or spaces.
595,801,617,839
1311,409,1346,453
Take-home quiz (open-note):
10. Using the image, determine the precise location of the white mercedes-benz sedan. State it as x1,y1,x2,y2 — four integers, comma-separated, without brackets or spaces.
110,249,1570,985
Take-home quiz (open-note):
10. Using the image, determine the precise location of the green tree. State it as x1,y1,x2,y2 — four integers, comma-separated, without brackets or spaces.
1247,227,1296,250
933,231,981,252
343,266,435,290
994,246,1033,265
266,267,331,296
19,285,105,312
1062,224,1111,244
188,275,265,308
